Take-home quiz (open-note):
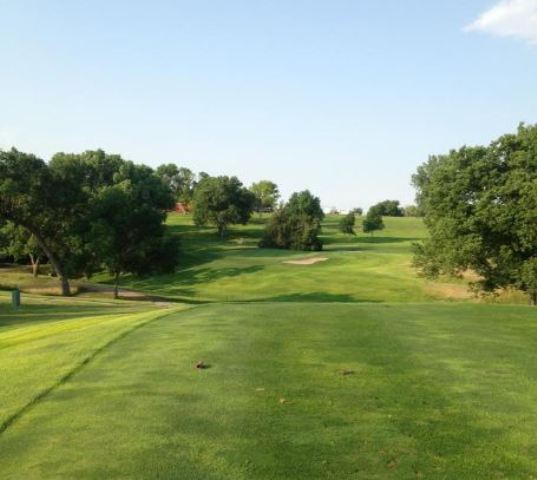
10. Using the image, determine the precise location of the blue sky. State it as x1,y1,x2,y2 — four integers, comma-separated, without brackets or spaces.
1,0,536,209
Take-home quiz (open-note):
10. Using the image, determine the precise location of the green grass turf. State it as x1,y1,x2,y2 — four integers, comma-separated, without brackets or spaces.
93,214,507,304
0,293,183,433
1,216,535,478
1,302,537,479
2,215,527,304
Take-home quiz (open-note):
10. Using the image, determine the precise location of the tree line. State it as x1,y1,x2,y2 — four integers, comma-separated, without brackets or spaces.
1,145,418,296
0,149,179,297
0,148,328,294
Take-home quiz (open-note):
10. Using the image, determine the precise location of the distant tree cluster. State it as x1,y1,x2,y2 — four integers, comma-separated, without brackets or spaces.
412,123,537,304
260,190,324,251
369,200,404,217
402,205,421,217
0,149,179,297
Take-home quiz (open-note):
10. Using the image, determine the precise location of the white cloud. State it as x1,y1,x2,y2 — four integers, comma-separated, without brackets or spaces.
465,0,537,45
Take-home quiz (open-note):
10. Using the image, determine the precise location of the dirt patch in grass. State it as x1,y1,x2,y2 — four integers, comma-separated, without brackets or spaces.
24,286,81,296
283,257,328,266
80,284,172,302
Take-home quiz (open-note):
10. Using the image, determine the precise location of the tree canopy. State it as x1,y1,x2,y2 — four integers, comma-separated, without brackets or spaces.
362,209,384,235
403,205,421,217
0,148,179,296
260,190,324,251
192,176,255,239
339,212,356,235
89,181,178,298
156,164,196,205
250,180,280,212
285,190,324,222
412,123,537,303
0,149,90,295
0,223,43,277
369,200,404,217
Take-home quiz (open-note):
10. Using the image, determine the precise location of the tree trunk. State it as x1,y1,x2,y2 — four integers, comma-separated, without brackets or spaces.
531,292,537,306
2,217,71,296
219,224,226,240
32,235,71,296
29,254,40,278
114,271,120,299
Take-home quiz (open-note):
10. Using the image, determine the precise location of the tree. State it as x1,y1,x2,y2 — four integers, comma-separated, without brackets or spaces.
54,153,177,297
192,176,255,239
362,210,384,235
286,190,324,222
0,148,179,297
89,181,178,298
0,148,89,295
156,164,196,205
260,190,324,251
0,223,43,277
369,200,404,217
351,207,363,216
339,212,356,235
403,205,421,217
250,180,280,212
521,258,537,306
412,123,537,304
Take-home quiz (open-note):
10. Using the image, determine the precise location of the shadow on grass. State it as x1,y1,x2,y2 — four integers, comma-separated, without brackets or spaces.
176,265,264,286
115,265,265,296
251,292,381,303
356,236,422,244
323,245,364,252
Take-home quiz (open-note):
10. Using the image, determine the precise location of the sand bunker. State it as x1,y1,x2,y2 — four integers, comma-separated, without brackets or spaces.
283,256,328,265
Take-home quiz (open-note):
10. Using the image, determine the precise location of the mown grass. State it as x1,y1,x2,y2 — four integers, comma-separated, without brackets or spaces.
0,293,183,432
1,215,535,478
1,214,527,304
1,303,537,478
93,214,496,303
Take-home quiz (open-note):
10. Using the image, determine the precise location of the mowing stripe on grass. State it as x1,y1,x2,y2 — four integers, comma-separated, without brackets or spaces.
0,307,184,435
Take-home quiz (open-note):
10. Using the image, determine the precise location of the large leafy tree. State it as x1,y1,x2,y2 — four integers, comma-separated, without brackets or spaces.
89,179,178,298
260,190,324,251
412,123,537,303
0,148,179,296
250,180,280,212
286,190,324,222
53,153,178,297
192,176,255,239
156,164,196,205
0,149,90,295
